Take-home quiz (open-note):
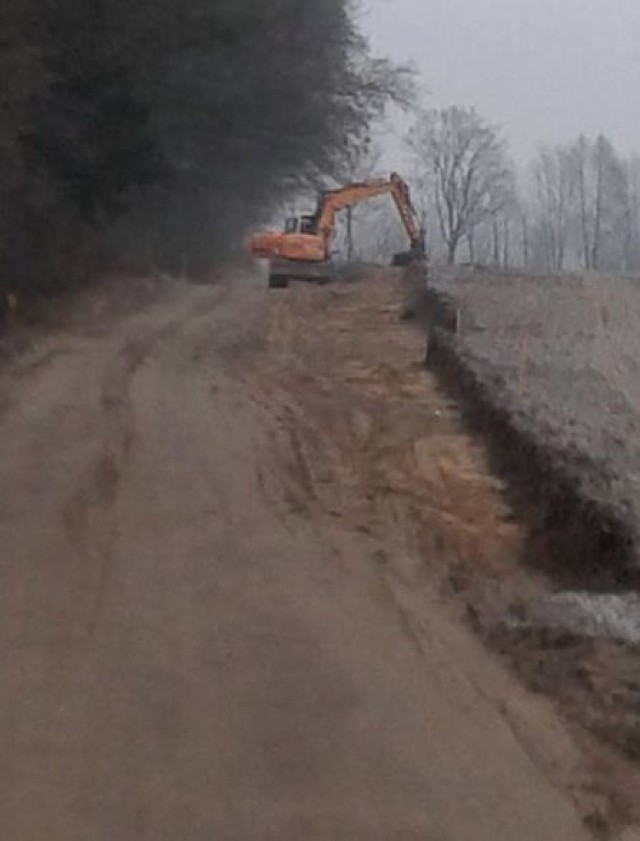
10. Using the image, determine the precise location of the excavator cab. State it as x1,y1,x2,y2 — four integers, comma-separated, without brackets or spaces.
300,215,317,235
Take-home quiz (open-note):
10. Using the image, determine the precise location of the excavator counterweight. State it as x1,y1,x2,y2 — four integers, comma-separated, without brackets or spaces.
249,172,425,288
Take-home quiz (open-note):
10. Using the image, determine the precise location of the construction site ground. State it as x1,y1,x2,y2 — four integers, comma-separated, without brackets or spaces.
2,268,640,840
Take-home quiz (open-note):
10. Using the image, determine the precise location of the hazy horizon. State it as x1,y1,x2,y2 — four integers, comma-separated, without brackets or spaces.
363,0,640,164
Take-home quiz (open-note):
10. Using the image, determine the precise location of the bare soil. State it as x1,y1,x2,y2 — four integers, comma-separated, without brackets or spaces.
0,268,637,839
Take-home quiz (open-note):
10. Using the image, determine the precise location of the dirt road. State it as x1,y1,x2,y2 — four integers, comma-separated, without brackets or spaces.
0,272,602,839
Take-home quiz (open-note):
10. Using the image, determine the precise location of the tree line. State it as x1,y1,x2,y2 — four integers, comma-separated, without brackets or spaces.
525,136,640,274
414,107,640,275
354,106,640,277
0,0,408,307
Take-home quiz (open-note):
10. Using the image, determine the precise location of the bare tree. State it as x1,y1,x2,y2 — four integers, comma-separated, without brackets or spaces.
618,156,640,273
490,210,500,266
522,214,530,270
568,134,621,270
601,154,640,274
502,217,510,268
530,146,573,273
466,225,476,264
516,199,531,271
407,106,512,264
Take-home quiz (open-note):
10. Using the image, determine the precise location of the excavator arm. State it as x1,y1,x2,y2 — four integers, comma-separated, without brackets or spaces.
315,172,424,256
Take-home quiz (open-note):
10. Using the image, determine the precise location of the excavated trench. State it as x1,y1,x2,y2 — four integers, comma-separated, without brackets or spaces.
409,265,640,771
423,290,637,590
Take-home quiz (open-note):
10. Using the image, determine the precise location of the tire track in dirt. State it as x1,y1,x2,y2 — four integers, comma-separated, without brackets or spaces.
61,292,221,637
63,334,150,636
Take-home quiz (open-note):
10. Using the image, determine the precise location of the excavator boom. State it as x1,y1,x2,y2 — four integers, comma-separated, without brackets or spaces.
316,173,422,252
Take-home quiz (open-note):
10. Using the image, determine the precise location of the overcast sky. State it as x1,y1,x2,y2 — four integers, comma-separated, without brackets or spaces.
363,0,640,164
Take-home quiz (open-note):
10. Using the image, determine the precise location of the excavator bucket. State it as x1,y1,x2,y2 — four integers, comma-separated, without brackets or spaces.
391,229,427,267
391,251,416,267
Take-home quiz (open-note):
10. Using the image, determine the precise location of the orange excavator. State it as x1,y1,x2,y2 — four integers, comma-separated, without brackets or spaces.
250,172,425,288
